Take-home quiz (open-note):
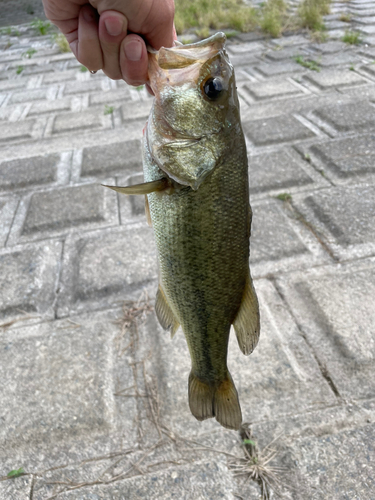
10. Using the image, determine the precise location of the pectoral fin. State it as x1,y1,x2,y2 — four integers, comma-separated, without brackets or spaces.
233,274,260,355
155,286,179,338
145,195,152,227
102,178,168,195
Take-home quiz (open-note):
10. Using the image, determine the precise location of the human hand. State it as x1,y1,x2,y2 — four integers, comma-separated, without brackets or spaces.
42,0,175,85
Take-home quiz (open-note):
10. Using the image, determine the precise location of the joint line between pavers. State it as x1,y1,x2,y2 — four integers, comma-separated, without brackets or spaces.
4,197,20,247
272,278,343,402
286,199,338,261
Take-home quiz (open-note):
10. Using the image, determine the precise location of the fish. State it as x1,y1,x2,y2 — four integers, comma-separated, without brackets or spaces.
104,32,260,430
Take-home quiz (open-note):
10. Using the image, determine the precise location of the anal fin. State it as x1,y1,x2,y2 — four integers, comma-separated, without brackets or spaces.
233,273,260,355
155,286,179,337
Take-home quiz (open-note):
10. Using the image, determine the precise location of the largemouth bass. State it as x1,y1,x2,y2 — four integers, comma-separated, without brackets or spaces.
105,33,260,430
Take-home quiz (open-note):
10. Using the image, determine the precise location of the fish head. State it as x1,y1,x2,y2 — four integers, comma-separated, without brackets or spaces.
147,33,241,189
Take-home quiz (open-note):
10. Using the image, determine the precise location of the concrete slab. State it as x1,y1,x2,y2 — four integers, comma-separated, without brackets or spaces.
276,259,375,400
56,225,158,317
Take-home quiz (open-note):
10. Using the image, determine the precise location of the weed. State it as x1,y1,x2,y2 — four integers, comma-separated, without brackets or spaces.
31,18,51,36
0,27,12,35
7,468,25,479
342,30,361,45
16,65,24,74
276,193,292,201
0,26,20,36
80,65,88,72
339,12,351,22
104,105,115,115
26,4,34,15
174,0,258,36
349,64,355,71
230,425,286,499
310,28,328,42
294,55,320,71
52,33,71,52
136,85,145,91
298,0,330,31
224,30,239,39
22,48,37,58
259,0,288,38
304,153,311,162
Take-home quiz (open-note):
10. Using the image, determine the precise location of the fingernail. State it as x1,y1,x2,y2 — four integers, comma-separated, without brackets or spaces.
124,39,143,61
104,17,123,37
83,8,95,23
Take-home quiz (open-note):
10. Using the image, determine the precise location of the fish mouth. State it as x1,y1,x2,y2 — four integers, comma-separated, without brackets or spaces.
147,32,229,92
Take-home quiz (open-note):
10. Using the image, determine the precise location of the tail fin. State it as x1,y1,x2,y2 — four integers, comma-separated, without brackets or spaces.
188,372,242,430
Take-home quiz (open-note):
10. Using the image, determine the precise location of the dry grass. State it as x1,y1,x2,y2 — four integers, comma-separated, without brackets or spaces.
230,424,286,499
174,0,258,36
175,0,332,39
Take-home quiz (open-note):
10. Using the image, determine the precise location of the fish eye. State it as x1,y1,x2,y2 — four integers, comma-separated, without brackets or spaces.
203,77,223,101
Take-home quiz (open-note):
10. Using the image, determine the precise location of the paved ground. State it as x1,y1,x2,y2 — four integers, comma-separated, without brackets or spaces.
1,1,375,499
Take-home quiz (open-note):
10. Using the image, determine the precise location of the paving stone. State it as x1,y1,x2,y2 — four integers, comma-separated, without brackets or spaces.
283,425,375,499
358,24,375,35
318,52,363,67
57,226,157,316
146,279,336,436
354,15,375,24
28,98,72,116
339,83,375,100
248,149,315,194
120,100,153,121
242,78,305,100
0,476,32,500
303,69,368,90
0,120,35,142
52,109,109,134
0,240,61,321
42,69,78,84
0,313,117,451
227,42,264,54
0,153,59,190
254,60,305,77
292,185,375,260
350,8,375,17
325,20,351,30
306,134,375,183
228,52,259,67
63,79,104,95
361,63,375,78
309,40,348,53
0,78,26,92
81,139,142,177
312,100,375,133
21,183,113,235
56,459,236,500
243,114,315,146
249,197,329,276
271,34,309,47
265,46,306,61
89,88,130,106
277,259,375,400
